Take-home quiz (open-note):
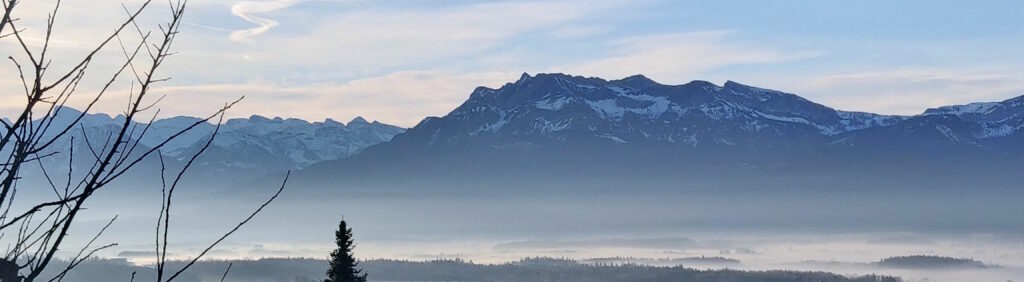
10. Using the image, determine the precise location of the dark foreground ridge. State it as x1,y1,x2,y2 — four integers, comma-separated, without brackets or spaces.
875,255,992,269
362,258,899,282
43,257,900,282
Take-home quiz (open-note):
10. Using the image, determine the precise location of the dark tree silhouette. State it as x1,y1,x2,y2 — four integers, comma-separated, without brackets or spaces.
325,219,367,282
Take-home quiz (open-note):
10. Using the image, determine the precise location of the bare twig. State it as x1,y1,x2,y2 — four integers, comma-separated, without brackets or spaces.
219,263,233,282
0,1,286,281
165,171,290,281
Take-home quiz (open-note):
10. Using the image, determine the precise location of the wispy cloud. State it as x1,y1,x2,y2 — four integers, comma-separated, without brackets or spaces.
558,31,823,84
787,67,1024,114
128,71,521,127
230,0,305,42
4,0,1022,126
249,0,627,75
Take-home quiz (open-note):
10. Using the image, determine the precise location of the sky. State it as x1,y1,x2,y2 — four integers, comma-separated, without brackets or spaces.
2,0,1024,127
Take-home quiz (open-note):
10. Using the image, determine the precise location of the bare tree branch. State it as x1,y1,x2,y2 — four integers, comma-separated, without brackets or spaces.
166,171,290,282
219,263,232,282
0,1,287,281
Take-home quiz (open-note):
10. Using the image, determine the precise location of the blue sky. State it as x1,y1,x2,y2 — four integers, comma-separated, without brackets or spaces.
3,0,1023,126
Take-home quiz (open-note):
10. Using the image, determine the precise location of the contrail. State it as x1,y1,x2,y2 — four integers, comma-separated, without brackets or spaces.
230,0,304,42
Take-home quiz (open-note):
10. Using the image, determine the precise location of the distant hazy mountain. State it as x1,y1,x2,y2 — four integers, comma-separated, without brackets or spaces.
12,107,404,182
176,114,404,173
301,73,1023,191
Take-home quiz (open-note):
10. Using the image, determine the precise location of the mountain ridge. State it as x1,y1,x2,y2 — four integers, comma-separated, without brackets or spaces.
8,107,406,179
296,72,1024,192
390,72,1022,151
10,73,1023,191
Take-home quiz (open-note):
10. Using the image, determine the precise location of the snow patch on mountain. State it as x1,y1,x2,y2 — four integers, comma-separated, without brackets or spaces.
405,73,1024,150
925,102,1001,116
535,97,574,111
532,117,573,133
836,111,908,133
934,124,960,142
21,108,406,170
473,110,513,135
599,133,627,144
977,123,1018,138
585,97,670,120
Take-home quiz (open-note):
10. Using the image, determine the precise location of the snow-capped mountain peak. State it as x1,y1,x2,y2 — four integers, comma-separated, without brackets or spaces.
924,102,1002,116
396,73,917,149
349,116,370,125
15,108,406,174
916,95,1024,138
392,73,1024,153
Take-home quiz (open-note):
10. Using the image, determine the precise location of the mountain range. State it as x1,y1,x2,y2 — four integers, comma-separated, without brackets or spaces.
11,107,404,184
301,73,1024,192
10,73,1024,191
390,72,1023,152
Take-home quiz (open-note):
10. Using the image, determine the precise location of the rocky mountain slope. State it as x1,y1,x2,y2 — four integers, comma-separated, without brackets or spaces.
300,73,1024,191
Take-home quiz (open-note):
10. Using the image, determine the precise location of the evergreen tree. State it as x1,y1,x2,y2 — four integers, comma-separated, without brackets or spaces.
325,219,367,282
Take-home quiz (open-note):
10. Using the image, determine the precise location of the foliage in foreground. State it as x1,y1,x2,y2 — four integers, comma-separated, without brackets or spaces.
326,219,367,282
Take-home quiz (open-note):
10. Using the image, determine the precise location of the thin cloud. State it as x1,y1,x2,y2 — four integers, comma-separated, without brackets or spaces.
7,0,1021,126
185,21,234,32
787,67,1024,115
125,71,521,127
230,0,304,42
253,0,627,74
559,31,823,84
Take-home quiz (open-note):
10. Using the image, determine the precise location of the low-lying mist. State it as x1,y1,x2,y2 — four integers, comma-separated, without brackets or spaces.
18,175,1023,282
